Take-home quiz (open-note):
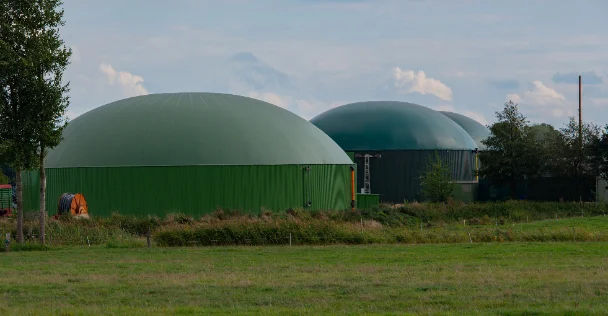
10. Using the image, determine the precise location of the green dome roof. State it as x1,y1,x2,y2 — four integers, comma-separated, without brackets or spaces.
438,111,490,150
309,101,478,151
47,92,353,168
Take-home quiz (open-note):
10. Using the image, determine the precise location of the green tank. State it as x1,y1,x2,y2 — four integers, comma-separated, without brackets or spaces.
438,111,491,150
310,101,479,203
23,92,355,217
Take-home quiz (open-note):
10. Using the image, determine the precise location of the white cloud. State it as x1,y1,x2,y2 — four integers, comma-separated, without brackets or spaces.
523,81,566,106
506,81,569,118
99,63,149,98
247,91,290,108
393,67,453,101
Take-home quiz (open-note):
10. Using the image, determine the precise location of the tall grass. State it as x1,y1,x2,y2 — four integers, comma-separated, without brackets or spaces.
0,201,606,248
153,218,608,247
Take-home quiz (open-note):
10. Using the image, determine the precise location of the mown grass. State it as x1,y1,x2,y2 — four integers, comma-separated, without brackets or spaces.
0,242,607,315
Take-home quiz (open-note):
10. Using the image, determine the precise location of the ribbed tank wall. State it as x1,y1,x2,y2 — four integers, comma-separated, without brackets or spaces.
352,150,476,203
22,164,352,217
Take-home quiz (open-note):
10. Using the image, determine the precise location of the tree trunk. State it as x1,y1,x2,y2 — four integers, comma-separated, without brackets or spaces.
39,149,46,244
16,169,24,243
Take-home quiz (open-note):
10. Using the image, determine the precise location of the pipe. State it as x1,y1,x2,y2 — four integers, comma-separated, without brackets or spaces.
579,75,582,151
350,166,355,210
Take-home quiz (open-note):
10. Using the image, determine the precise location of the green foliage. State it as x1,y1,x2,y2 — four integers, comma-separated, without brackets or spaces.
153,216,608,246
478,101,546,196
420,152,455,203
0,2,41,173
104,213,160,236
1,201,607,247
543,117,601,177
597,125,608,189
0,171,8,184
1,0,72,244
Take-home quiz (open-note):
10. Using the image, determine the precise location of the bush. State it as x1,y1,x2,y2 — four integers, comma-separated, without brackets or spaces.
420,152,455,203
1,201,607,248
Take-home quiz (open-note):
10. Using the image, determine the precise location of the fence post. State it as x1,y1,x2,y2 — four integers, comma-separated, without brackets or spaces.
289,233,292,247
147,227,151,248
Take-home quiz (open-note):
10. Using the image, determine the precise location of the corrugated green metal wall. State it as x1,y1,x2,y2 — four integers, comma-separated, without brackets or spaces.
352,150,476,203
452,182,478,203
22,164,353,218
356,193,379,209
0,187,12,210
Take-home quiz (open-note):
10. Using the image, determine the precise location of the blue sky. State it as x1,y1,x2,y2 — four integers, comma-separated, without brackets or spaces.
61,0,608,128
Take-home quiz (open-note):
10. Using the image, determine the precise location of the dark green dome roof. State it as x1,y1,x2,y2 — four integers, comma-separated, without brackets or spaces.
309,101,478,151
47,92,353,168
438,111,491,150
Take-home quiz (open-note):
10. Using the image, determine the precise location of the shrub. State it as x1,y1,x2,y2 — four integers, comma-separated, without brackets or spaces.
420,152,455,203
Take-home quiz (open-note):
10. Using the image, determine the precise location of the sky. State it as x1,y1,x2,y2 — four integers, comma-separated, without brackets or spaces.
60,0,608,129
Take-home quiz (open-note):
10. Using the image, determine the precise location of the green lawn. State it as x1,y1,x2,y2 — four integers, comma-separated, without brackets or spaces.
519,215,608,231
451,214,608,232
1,242,608,315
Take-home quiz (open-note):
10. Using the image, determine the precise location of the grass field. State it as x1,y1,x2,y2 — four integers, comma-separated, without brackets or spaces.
1,242,608,315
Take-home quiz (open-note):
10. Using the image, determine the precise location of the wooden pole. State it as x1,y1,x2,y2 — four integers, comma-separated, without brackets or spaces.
579,75,582,151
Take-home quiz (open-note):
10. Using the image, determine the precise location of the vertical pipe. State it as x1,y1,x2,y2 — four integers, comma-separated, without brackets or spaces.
579,75,582,151
350,166,355,210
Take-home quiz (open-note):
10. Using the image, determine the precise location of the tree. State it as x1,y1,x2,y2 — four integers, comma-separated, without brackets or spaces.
0,0,71,244
0,3,41,243
25,0,71,244
529,123,562,176
596,125,608,189
420,151,455,203
478,100,545,198
548,117,601,178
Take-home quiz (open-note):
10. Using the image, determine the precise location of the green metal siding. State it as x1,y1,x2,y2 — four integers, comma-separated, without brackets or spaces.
22,164,352,217
452,181,478,203
356,193,379,209
352,150,476,203
0,187,12,210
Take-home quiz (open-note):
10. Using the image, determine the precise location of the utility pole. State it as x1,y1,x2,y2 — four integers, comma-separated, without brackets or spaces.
578,75,583,202
355,154,381,194
579,75,583,152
